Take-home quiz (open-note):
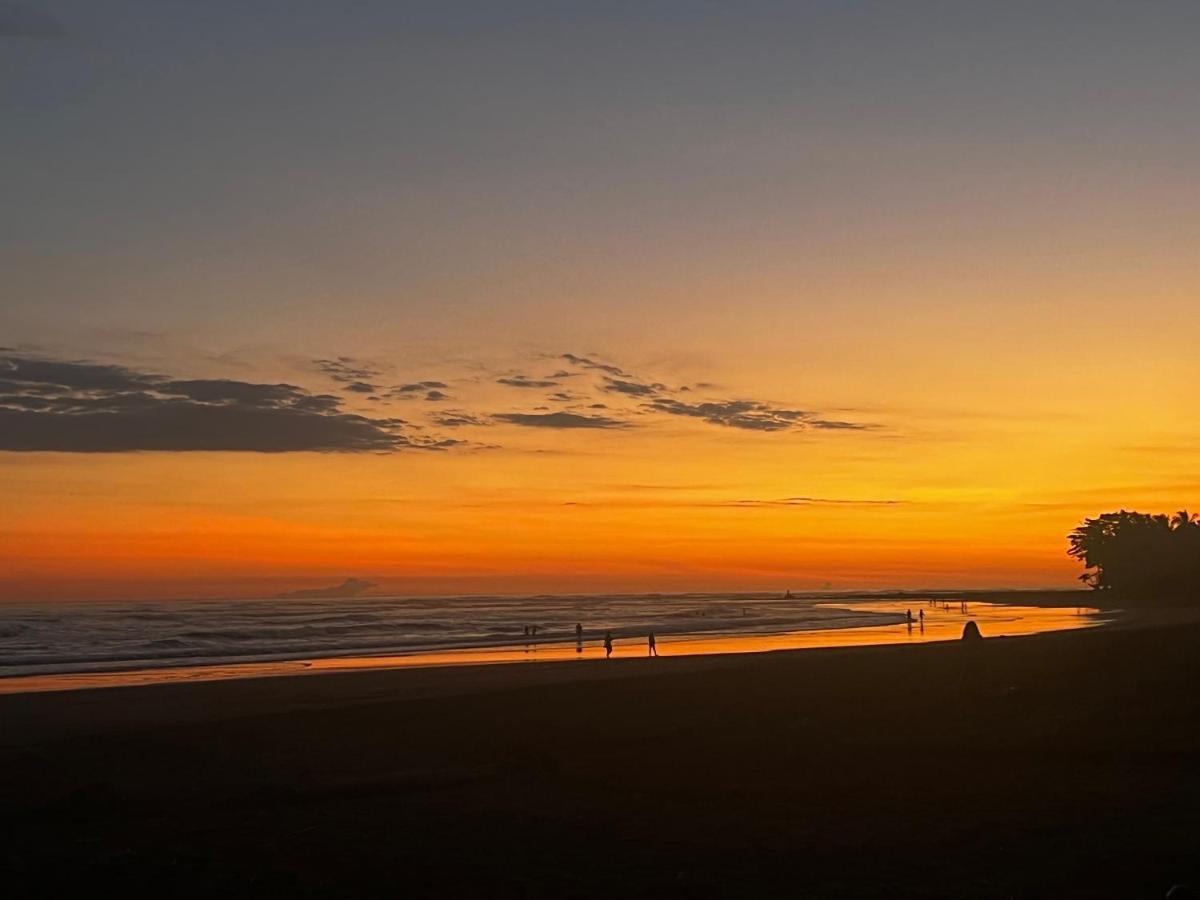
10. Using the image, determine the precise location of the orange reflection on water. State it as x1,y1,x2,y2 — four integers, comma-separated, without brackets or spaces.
0,600,1109,695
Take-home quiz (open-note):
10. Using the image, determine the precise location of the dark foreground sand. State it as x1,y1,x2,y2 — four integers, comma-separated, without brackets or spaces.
2,619,1198,898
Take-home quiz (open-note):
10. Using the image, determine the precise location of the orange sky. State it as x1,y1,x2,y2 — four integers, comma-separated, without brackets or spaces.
4,365,1198,600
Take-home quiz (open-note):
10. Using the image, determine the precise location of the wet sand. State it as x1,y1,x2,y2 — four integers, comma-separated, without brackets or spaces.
2,613,1198,898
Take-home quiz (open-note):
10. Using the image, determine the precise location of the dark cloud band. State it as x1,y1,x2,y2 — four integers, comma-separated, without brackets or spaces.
0,354,419,452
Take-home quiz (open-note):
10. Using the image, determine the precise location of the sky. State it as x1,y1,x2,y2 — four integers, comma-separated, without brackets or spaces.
3,1,1199,600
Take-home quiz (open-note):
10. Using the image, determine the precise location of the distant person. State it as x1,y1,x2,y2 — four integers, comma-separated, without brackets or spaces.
523,625,529,637
919,609,925,627
648,632,657,657
575,622,583,653
604,631,613,658
906,608,914,626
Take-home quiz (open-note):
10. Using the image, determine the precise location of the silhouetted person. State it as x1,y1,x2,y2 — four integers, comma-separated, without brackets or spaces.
575,622,583,653
604,631,613,658
961,620,983,641
648,632,657,657
919,609,925,627
906,608,914,626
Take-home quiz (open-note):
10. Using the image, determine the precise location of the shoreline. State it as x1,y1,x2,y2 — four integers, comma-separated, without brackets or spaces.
0,597,1110,695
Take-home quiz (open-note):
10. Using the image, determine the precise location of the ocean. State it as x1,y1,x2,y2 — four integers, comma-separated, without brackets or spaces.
0,592,906,678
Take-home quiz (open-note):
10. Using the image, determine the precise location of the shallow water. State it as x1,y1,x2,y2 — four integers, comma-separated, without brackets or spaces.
0,593,1109,694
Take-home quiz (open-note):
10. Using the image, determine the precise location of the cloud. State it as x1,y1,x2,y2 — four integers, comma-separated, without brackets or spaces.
344,381,377,393
0,2,65,38
430,410,487,427
0,354,435,452
493,411,627,429
647,398,867,432
314,357,380,385
806,419,870,430
391,380,449,396
603,377,663,397
424,390,451,401
497,375,559,389
560,353,627,377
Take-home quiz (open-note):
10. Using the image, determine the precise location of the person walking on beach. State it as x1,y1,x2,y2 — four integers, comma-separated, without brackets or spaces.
604,631,613,659
575,622,583,653
919,608,925,628
648,632,658,657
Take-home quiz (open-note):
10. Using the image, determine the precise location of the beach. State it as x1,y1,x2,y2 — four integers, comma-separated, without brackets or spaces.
3,611,1198,898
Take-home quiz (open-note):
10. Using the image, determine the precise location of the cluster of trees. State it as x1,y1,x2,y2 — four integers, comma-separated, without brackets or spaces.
1068,510,1200,603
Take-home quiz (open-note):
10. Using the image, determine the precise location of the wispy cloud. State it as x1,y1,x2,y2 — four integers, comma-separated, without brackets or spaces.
493,411,628,429
390,380,449,398
560,353,627,377
647,398,868,432
430,410,488,428
603,377,663,397
497,375,559,389
314,357,381,394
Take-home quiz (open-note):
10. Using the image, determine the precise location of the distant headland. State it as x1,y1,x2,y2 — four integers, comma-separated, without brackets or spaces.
276,578,376,600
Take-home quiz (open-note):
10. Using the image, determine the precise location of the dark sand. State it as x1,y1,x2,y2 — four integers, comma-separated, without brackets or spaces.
3,617,1198,898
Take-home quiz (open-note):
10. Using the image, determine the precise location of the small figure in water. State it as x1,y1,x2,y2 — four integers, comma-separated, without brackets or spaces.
906,608,914,627
575,622,583,653
648,632,658,657
919,608,925,629
603,631,613,658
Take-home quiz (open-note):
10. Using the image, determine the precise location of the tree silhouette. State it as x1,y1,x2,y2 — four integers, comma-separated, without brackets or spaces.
1068,509,1200,603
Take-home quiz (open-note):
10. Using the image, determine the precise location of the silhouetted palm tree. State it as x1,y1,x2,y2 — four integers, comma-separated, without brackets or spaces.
1068,510,1200,604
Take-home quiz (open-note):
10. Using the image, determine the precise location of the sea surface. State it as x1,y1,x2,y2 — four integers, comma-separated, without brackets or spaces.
0,592,899,677
0,591,1109,692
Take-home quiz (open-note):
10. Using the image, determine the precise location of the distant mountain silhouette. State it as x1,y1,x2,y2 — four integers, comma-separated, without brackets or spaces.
277,577,376,600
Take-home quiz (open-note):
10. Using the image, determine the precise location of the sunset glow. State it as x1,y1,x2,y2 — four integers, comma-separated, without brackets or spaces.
4,2,1198,602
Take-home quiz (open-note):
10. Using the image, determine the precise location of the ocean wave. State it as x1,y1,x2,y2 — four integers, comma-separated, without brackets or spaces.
0,592,907,677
